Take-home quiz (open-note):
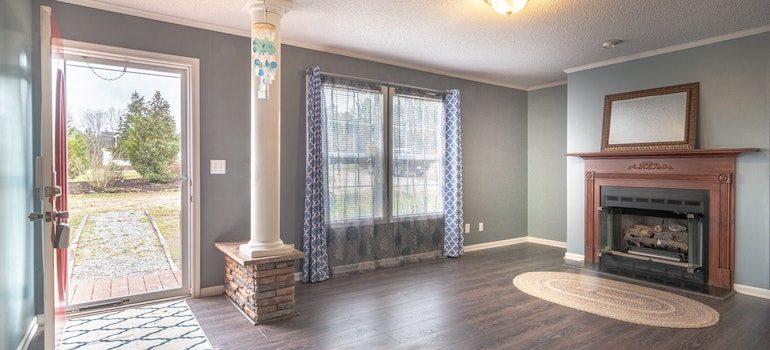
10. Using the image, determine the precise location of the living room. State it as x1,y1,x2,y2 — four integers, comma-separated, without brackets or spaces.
2,1,769,349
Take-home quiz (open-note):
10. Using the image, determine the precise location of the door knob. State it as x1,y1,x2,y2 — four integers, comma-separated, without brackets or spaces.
28,212,44,221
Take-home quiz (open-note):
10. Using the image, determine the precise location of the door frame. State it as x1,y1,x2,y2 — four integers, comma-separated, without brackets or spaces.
39,6,56,349
56,39,202,301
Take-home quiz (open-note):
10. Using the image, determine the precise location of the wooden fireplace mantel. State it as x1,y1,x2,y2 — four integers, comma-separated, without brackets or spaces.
567,148,758,289
566,148,758,159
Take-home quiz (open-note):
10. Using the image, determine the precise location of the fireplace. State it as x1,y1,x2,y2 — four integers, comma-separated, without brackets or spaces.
598,187,709,289
567,148,758,290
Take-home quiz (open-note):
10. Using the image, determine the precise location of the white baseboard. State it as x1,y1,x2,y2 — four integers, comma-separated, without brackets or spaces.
16,316,39,350
199,285,224,297
200,237,567,293
564,252,585,262
463,237,528,252
527,236,568,249
464,236,568,252
734,283,770,300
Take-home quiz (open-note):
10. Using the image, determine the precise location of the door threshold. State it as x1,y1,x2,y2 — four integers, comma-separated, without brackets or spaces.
67,294,191,318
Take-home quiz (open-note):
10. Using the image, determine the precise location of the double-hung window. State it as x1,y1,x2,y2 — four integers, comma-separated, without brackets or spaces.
320,78,444,224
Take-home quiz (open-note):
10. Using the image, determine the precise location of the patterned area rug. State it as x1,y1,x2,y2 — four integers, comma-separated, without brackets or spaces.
513,271,719,328
61,300,213,349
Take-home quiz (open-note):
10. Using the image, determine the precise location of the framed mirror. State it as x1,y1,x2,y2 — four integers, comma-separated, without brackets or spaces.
601,83,698,152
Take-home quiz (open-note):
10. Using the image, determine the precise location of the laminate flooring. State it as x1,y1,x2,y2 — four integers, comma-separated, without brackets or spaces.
188,243,770,350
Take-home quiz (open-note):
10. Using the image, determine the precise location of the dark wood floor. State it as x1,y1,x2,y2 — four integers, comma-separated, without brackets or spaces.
188,243,770,350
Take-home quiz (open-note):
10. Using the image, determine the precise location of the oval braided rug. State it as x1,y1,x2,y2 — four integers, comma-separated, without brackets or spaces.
512,271,719,328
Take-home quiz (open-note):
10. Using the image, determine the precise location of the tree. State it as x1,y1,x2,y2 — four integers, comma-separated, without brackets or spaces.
71,109,124,191
118,91,179,183
115,92,145,157
67,123,88,178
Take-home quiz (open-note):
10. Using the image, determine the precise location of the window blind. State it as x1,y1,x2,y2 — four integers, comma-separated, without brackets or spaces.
321,78,385,222
391,88,445,217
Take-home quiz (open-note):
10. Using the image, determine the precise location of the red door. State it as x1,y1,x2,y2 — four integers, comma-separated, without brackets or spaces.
40,6,69,348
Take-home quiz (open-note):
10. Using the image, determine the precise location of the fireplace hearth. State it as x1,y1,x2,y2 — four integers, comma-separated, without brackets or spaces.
598,187,709,289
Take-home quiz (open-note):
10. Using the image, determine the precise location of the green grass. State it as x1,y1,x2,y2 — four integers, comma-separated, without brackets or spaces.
70,169,142,183
68,189,182,269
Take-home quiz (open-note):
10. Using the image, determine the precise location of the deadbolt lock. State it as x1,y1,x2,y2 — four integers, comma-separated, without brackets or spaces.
44,185,62,198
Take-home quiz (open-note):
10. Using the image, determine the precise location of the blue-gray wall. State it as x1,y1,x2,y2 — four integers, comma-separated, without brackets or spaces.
527,85,567,242
1,0,37,347
37,1,529,289
566,32,770,289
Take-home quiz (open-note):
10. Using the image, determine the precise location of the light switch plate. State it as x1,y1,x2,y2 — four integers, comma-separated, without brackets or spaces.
210,160,226,174
479,222,484,232
464,223,471,234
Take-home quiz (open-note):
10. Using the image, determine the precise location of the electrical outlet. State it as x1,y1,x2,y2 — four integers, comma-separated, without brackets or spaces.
464,223,471,233
479,222,484,232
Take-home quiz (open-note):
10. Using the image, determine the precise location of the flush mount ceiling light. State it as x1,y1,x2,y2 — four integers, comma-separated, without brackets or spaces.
485,0,528,15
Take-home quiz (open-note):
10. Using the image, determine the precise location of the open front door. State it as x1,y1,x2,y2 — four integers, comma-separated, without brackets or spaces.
39,6,69,349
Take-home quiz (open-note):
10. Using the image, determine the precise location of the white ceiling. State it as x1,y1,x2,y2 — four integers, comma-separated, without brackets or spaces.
60,0,770,89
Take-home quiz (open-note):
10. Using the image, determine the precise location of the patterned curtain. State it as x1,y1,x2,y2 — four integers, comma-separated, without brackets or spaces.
443,89,464,257
302,66,330,282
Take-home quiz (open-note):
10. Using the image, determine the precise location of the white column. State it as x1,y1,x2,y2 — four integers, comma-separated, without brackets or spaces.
240,0,294,258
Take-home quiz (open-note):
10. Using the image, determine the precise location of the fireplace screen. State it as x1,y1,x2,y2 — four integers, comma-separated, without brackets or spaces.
598,187,709,287
600,208,703,271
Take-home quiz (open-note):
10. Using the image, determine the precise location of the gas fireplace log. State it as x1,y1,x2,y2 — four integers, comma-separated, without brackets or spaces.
624,233,688,253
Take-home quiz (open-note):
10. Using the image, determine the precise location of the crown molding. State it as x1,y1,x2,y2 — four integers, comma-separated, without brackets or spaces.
563,24,770,74
526,80,567,91
55,0,539,91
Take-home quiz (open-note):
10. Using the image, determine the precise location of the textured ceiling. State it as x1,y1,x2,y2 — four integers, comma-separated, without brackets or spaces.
61,0,770,89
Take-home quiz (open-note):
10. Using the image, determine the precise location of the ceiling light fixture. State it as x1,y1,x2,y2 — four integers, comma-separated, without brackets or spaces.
602,39,623,49
485,0,528,15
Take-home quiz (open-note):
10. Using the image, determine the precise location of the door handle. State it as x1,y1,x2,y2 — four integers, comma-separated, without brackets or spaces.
27,210,67,222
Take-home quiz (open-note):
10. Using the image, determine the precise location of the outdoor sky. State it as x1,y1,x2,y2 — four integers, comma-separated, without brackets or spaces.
65,59,182,133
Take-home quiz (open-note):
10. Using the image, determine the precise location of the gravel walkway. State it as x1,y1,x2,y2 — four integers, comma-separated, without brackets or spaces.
71,211,172,283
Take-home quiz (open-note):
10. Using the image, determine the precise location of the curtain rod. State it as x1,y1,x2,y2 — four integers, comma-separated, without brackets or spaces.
305,68,449,95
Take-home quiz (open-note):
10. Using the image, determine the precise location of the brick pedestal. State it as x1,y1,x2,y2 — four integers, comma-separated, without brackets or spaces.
216,241,304,324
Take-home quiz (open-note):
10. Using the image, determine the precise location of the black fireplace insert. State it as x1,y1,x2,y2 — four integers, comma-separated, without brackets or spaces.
598,186,709,290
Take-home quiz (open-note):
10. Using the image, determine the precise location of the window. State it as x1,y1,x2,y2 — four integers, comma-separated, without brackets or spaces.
322,79,385,222
321,79,445,223
391,89,444,217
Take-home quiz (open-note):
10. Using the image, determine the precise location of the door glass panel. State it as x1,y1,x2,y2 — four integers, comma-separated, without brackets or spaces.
64,57,187,308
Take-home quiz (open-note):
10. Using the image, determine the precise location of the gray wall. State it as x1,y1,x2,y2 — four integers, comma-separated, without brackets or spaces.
527,85,567,242
1,0,36,347
38,1,529,289
566,32,770,289
282,45,529,255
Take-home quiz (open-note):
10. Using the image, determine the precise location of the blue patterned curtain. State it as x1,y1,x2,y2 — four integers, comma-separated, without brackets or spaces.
443,89,464,257
302,66,330,282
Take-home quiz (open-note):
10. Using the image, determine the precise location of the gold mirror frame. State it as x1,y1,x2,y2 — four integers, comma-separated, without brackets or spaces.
601,83,699,152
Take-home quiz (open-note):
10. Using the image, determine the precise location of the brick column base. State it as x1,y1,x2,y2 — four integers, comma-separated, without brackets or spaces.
216,242,304,324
